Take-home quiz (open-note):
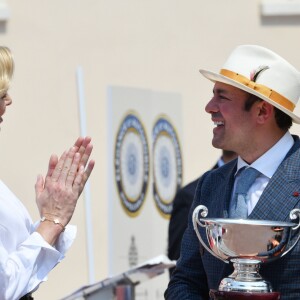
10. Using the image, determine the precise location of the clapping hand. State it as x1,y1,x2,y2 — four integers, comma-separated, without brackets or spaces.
35,137,95,243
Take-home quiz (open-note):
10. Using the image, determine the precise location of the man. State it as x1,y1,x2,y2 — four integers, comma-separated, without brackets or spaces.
165,45,300,299
167,150,237,275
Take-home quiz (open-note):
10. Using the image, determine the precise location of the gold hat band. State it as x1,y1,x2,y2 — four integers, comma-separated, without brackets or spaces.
220,69,295,112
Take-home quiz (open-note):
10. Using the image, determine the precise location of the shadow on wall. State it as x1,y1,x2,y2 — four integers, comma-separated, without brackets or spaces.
261,15,300,26
0,21,7,33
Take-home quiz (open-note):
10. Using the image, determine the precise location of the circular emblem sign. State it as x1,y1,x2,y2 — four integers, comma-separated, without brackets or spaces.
114,113,149,217
152,117,182,218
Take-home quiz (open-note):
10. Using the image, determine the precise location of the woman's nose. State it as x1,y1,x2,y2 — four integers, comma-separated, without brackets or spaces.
5,94,12,106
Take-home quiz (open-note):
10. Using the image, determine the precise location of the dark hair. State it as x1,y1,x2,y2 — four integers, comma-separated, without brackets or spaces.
244,94,292,130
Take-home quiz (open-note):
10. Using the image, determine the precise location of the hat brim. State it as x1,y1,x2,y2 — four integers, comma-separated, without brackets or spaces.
200,69,300,124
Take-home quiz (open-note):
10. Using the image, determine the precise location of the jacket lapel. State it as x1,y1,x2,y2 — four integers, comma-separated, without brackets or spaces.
249,136,300,221
213,160,237,218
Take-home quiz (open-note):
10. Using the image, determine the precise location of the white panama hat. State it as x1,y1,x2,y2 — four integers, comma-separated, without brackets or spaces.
200,45,300,124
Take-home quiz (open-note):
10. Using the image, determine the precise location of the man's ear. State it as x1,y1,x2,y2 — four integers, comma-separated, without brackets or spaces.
256,101,274,124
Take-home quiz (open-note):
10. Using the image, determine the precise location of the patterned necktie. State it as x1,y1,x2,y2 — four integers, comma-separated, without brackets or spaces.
229,167,261,219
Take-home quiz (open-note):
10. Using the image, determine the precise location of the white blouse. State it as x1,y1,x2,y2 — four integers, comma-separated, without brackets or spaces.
0,180,76,299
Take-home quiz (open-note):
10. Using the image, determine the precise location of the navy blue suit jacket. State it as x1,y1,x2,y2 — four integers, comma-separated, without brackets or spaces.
165,136,300,300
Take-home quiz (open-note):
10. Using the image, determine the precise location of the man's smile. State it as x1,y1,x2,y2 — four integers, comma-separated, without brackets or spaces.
214,121,224,127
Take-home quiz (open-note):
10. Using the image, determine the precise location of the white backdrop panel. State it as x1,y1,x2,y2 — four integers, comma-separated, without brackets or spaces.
107,86,182,299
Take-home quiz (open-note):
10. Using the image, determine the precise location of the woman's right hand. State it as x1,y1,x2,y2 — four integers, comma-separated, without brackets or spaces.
35,137,95,244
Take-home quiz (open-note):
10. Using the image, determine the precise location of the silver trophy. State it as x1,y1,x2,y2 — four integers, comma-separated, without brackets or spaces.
192,205,300,294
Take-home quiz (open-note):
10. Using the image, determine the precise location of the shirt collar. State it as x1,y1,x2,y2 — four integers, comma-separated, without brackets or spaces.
217,158,225,168
236,131,294,178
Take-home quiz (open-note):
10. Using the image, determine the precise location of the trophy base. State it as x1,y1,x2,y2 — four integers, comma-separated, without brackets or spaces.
209,290,281,300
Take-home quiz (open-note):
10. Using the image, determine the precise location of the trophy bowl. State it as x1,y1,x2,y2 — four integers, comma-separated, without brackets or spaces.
192,205,300,294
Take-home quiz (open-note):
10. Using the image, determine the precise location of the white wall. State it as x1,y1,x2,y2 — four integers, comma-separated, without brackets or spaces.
1,0,300,298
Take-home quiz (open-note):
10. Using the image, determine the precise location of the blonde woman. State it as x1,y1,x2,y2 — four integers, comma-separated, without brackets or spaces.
0,47,95,300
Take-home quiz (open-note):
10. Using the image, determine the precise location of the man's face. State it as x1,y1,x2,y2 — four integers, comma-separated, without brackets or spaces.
205,82,256,154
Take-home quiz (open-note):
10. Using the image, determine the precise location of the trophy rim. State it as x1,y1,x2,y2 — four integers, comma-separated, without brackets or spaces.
200,218,295,227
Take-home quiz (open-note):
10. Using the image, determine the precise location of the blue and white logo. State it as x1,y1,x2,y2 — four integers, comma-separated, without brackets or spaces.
115,113,149,217
152,117,182,218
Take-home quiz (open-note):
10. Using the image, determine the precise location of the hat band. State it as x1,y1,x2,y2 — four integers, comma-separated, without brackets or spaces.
220,69,295,112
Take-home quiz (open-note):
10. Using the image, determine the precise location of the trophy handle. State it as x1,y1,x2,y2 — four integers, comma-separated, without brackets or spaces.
290,208,300,230
281,208,300,257
192,205,228,263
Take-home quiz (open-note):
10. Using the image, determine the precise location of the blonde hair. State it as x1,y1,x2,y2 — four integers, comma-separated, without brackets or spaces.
0,46,14,97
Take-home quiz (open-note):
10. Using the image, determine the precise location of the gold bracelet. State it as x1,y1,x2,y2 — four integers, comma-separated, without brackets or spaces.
40,216,65,232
